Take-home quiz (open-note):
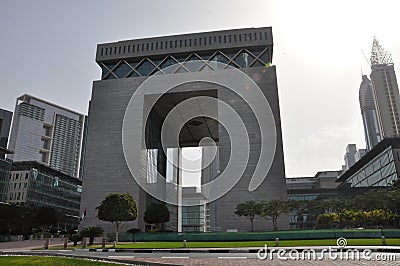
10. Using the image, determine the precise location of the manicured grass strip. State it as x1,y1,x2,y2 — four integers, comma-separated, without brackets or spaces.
0,256,121,265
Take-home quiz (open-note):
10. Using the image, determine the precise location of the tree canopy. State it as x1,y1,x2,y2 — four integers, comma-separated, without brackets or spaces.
144,203,170,231
97,193,137,242
234,201,262,232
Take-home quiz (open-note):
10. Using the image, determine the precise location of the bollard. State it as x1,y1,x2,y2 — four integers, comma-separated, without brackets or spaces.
183,240,187,248
63,237,68,250
44,238,50,249
113,241,116,248
381,236,387,246
82,238,87,249
30,235,33,241
102,238,106,249
275,238,279,247
61,234,64,240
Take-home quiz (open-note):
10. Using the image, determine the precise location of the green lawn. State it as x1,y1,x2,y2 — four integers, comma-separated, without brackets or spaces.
88,238,399,249
0,256,121,266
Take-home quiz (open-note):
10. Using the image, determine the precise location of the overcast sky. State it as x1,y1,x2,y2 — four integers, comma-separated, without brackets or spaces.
1,0,400,177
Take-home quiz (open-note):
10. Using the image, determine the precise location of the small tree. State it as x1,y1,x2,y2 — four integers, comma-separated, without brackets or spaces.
97,193,138,243
261,200,288,231
80,226,104,246
234,201,262,232
144,203,170,231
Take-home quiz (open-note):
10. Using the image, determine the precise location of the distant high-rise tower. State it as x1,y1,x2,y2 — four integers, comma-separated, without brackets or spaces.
370,38,400,138
8,95,84,178
359,75,381,150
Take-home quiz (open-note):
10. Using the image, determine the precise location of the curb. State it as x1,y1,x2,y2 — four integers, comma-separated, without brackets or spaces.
74,246,400,253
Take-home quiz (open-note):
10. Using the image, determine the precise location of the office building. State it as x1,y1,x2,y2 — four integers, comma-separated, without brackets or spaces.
0,148,13,203
343,144,366,170
370,38,400,138
8,95,84,178
6,161,82,221
286,170,342,229
359,75,382,150
0,109,13,157
80,27,287,233
0,108,13,202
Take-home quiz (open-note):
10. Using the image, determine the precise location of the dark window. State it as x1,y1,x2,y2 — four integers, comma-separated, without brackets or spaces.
123,46,126,53
128,45,131,53
142,44,145,51
146,43,149,50
151,43,154,50
229,35,231,42
249,33,252,41
214,36,217,43
100,48,103,56
175,40,177,47
105,48,108,55
25,173,28,179
234,35,237,42
185,39,187,46
180,40,182,47
254,33,257,40
264,32,267,39
114,47,117,54
219,36,221,43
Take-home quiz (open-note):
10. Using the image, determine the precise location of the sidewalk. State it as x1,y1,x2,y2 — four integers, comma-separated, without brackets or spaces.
0,239,64,251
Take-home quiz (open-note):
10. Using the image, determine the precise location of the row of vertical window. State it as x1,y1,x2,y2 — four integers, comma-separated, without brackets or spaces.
9,182,27,189
100,31,269,56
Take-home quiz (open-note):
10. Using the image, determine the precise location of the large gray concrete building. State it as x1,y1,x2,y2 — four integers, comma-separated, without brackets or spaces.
80,27,287,232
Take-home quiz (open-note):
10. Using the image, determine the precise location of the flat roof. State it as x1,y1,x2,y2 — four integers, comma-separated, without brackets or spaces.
17,94,84,118
12,161,82,186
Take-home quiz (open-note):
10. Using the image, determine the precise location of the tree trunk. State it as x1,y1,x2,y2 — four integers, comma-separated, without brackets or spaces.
251,219,254,232
115,223,119,243
272,218,277,231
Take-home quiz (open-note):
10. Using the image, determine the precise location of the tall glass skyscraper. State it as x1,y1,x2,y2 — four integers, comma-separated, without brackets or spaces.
359,75,381,150
369,38,400,139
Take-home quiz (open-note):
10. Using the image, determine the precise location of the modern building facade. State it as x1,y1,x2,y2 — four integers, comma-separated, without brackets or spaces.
0,109,13,155
338,138,400,188
359,75,382,150
6,161,82,219
8,95,84,178
370,38,400,139
80,27,287,233
0,109,13,202
0,148,13,203
286,170,342,229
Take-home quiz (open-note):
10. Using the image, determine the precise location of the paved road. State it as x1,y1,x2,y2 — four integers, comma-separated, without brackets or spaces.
1,241,400,265
2,249,398,265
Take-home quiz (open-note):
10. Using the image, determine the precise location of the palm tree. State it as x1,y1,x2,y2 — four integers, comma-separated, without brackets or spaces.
80,226,104,246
